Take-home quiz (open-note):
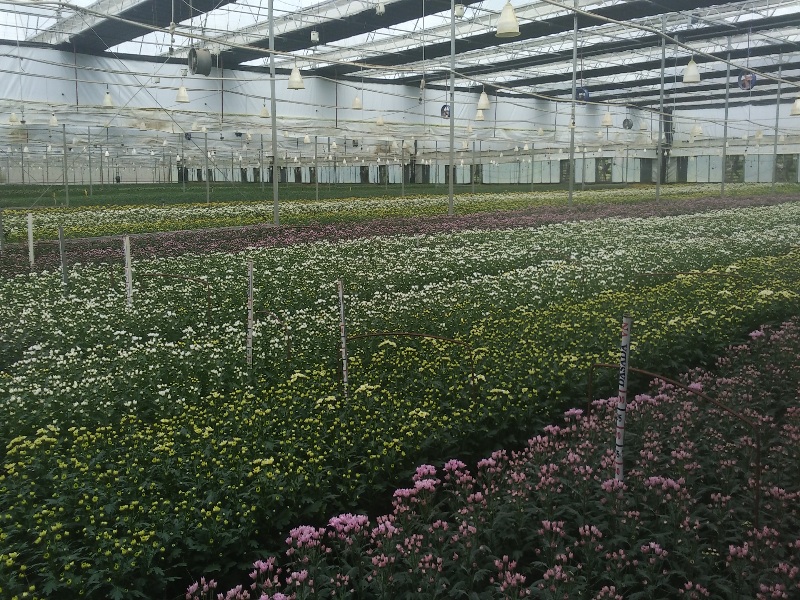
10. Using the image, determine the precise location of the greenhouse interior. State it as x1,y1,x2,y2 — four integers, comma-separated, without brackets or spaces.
2,2,800,600
1,0,799,190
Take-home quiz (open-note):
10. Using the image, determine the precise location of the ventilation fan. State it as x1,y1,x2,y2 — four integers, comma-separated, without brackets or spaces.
622,118,633,130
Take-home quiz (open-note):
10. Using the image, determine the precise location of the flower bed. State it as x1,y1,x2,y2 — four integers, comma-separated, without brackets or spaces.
191,317,800,599
0,202,799,598
2,192,797,279
2,183,797,244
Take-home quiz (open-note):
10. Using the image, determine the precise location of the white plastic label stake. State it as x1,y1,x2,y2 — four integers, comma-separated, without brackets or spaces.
246,261,254,367
58,226,68,289
123,236,133,307
27,212,34,266
337,280,349,399
614,315,633,482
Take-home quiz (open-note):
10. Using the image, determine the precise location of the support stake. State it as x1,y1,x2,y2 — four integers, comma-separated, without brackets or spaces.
123,235,133,307
247,260,254,367
614,314,633,482
337,279,349,399
58,226,68,291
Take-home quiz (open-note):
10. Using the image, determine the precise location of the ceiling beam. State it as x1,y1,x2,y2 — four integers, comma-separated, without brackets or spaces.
311,0,727,81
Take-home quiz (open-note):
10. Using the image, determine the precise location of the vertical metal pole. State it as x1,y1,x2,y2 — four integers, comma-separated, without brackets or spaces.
530,142,535,191
625,145,629,184
247,260,254,367
614,314,633,482
401,140,405,197
61,124,69,206
581,147,586,191
58,226,68,290
27,212,34,267
205,131,210,204
88,127,92,196
181,134,186,192
447,0,455,215
472,140,476,193
100,145,104,185
269,0,280,225
123,235,133,307
656,14,666,202
772,54,782,191
337,279,349,399
568,0,578,205
721,38,731,196
45,146,49,185
0,210,4,252
260,133,265,191
314,136,319,202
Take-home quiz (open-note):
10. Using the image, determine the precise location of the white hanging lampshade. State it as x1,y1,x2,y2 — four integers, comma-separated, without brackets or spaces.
601,112,613,127
47,144,52,152
138,121,147,131
523,142,529,151
103,90,114,108
104,150,110,157
467,123,474,134
49,113,58,127
477,90,491,110
176,85,190,103
683,58,700,84
376,1,385,15
755,129,764,140
23,146,29,153
131,148,137,155
537,127,544,136
8,112,19,125
304,134,311,144
376,115,385,126
288,64,305,90
331,141,338,150
342,158,347,165
690,124,703,137
791,98,800,116
779,134,786,142
475,109,485,121
352,96,363,109
496,1,520,38
455,3,466,18
191,121,199,131
260,102,270,118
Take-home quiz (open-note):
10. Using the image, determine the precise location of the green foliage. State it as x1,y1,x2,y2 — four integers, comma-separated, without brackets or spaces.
0,202,799,598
